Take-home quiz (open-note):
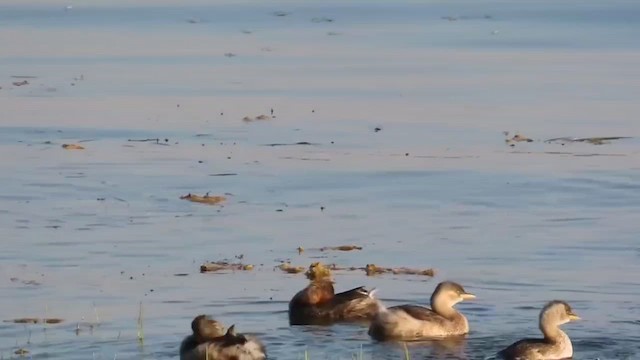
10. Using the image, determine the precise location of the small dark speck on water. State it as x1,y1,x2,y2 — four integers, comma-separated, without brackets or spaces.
375,127,382,132
276,209,284,212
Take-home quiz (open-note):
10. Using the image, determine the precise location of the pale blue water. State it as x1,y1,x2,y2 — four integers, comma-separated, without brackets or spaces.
1,1,640,359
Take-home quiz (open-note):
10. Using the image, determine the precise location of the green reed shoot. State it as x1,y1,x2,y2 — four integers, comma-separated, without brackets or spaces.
137,301,144,343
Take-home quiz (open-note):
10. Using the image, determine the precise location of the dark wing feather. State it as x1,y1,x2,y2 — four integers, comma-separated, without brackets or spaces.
333,286,370,302
390,304,439,321
498,338,547,359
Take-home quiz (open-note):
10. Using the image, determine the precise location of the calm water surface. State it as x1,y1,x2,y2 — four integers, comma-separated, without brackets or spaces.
1,0,639,359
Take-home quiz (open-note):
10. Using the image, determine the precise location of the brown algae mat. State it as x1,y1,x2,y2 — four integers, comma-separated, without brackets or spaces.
180,193,226,205
275,261,435,278
200,261,254,273
62,144,85,150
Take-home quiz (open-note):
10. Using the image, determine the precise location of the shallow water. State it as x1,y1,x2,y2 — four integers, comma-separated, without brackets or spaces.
1,0,640,359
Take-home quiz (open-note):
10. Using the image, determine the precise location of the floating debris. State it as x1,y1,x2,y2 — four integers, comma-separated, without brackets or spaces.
281,157,329,163
224,53,237,58
200,261,253,273
277,263,305,274
276,261,435,278
544,136,632,145
263,142,318,147
507,133,533,143
127,138,170,146
12,80,29,86
311,17,334,23
128,138,160,142
365,264,435,277
14,348,29,356
5,318,64,324
242,114,272,122
272,11,291,17
319,245,362,252
180,193,226,205
62,144,85,150
10,277,41,286
511,134,533,142
504,132,534,147
305,262,332,280
209,173,238,177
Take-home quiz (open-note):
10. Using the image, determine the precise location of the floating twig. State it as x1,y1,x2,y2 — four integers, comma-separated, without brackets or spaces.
262,142,318,147
544,136,632,145
127,138,159,142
